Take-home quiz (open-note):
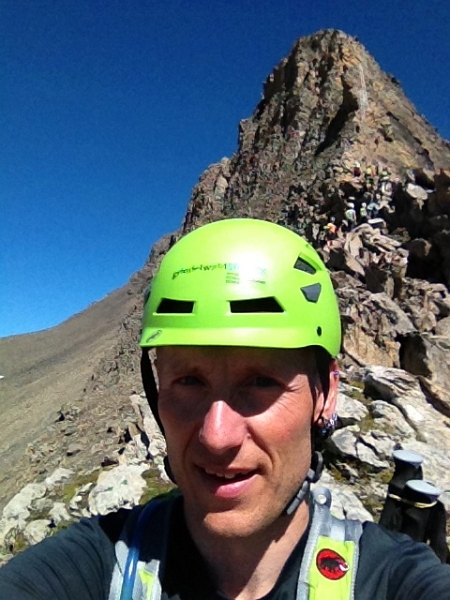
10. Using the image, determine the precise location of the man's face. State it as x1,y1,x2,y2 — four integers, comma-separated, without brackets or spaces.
157,345,336,540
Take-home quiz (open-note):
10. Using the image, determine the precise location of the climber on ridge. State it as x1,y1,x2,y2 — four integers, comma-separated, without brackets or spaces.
324,216,338,245
0,219,449,600
359,202,368,223
344,200,357,231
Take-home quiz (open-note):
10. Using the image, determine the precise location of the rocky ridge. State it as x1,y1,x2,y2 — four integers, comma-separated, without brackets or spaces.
0,29,449,558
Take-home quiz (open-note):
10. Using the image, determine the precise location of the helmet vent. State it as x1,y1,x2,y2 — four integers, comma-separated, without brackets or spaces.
156,299,195,314
301,283,322,303
229,297,284,313
294,257,316,275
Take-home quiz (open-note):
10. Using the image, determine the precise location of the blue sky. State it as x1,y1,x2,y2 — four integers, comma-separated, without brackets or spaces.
2,0,450,338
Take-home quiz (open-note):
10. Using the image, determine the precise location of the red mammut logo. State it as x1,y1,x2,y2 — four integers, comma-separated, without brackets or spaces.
316,548,349,580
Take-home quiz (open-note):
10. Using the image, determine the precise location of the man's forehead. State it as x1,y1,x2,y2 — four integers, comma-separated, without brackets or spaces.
155,345,313,367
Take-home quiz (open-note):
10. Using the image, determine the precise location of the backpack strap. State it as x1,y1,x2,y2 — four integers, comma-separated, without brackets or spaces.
108,496,176,600
296,487,363,600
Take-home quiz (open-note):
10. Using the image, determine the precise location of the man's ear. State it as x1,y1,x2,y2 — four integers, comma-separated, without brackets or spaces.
313,359,339,423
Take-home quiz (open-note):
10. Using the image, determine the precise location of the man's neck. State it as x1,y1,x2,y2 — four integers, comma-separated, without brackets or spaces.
186,503,310,600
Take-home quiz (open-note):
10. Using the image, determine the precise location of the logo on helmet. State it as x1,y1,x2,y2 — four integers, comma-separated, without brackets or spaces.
171,262,267,285
145,329,163,343
172,263,227,279
226,264,267,285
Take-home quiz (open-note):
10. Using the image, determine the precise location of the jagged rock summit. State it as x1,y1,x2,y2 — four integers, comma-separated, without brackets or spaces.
0,29,449,555
185,29,450,226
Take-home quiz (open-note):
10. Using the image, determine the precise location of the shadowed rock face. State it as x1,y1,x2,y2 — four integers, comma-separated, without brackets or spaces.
0,29,449,532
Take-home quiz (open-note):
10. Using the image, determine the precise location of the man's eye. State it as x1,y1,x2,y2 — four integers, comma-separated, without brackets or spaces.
252,376,279,388
177,375,203,386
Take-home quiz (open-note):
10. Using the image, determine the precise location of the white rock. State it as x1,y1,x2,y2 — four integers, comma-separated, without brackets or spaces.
88,464,148,515
402,403,425,424
44,468,74,490
356,440,389,469
149,436,166,459
2,483,47,527
336,391,369,421
49,502,71,525
359,430,398,461
0,519,18,547
364,366,450,448
370,401,415,437
23,519,51,545
69,495,83,512
328,428,358,459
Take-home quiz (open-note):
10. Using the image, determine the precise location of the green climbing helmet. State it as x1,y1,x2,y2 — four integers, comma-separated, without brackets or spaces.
140,219,341,356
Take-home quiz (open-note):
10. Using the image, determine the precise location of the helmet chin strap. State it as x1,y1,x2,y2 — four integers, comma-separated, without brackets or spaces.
284,451,324,516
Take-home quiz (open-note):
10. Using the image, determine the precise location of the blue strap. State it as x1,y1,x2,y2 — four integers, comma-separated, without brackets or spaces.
119,500,163,600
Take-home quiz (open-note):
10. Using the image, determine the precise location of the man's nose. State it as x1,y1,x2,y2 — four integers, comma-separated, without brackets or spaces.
198,399,246,453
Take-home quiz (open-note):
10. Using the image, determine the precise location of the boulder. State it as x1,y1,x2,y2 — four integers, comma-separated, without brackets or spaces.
88,464,148,515
336,391,368,422
405,183,428,203
44,468,74,490
23,519,51,545
49,502,71,525
363,366,450,450
370,400,415,438
2,483,46,526
0,482,47,547
401,333,450,414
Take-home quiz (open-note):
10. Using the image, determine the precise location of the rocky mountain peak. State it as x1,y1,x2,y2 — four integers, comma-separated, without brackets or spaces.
183,29,450,228
262,29,448,166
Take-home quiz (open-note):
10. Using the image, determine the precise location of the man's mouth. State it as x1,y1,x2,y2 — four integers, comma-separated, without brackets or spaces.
201,467,257,482
195,465,260,499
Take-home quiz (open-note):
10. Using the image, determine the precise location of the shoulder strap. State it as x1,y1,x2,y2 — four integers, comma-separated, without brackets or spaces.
296,487,363,600
108,496,176,600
